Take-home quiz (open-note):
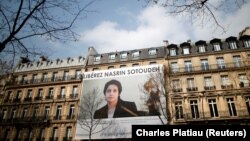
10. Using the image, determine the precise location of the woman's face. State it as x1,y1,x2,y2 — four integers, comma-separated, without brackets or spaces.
105,84,119,104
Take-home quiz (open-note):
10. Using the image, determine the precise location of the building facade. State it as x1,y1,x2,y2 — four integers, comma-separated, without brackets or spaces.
0,27,250,140
0,56,86,141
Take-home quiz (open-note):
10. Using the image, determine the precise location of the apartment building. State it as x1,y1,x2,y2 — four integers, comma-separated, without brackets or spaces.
0,27,250,141
0,56,86,141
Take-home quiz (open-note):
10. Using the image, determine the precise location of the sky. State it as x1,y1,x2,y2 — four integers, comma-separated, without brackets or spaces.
30,0,250,60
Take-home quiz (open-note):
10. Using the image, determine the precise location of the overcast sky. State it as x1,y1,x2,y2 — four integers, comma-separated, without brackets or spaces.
40,0,250,60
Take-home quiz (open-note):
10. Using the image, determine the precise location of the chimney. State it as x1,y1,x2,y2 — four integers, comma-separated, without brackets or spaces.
187,39,191,43
163,40,169,47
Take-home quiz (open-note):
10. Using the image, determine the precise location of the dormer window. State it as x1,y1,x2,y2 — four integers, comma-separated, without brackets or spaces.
94,56,101,62
148,48,157,56
228,41,237,49
213,43,221,51
132,51,140,58
170,48,176,56
198,45,206,53
243,40,250,48
109,54,116,60
120,52,128,59
183,47,190,54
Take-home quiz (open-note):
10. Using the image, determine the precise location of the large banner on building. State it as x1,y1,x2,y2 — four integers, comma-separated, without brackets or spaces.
75,64,167,139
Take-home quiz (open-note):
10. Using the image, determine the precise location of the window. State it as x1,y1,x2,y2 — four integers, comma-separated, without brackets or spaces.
198,45,206,53
22,108,28,118
16,90,22,100
204,77,213,88
5,91,12,102
132,63,139,67
109,54,116,60
216,57,226,69
208,99,219,117
243,39,250,48
60,87,65,98
42,73,48,82
76,70,81,79
92,68,99,71
233,55,242,67
245,97,250,115
175,101,183,119
55,106,62,119
52,72,58,81
32,107,38,118
48,88,53,98
171,62,179,73
226,98,237,116
120,65,126,68
94,56,101,62
213,43,221,51
2,109,7,120
108,66,115,69
44,106,50,119
221,75,230,86
63,71,69,80
201,59,209,70
28,130,33,141
72,86,78,96
149,48,157,55
37,89,42,99
184,61,192,72
32,74,38,83
68,105,75,119
183,47,190,54
52,127,58,139
22,75,27,84
132,51,140,58
190,100,199,119
239,74,249,87
172,79,181,90
228,41,237,49
187,78,195,88
170,48,176,56
27,89,32,98
120,52,128,59
66,127,72,139
149,61,156,65
40,128,45,139
11,108,16,119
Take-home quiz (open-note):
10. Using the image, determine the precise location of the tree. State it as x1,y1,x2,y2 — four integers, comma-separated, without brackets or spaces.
140,65,171,124
77,88,113,141
0,0,96,66
142,0,247,31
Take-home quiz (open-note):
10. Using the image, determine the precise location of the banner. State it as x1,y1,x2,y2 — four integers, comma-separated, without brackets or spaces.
75,64,167,139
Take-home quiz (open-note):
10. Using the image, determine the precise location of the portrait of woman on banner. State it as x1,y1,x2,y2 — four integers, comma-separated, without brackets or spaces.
94,79,138,119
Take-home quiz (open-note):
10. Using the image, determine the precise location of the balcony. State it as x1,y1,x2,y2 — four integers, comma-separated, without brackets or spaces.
204,86,216,90
34,96,43,101
66,115,75,120
172,88,183,93
49,137,58,141
57,95,66,99
54,116,62,120
221,84,233,89
36,138,45,141
7,75,82,86
186,87,198,92
45,95,53,100
174,109,250,122
69,94,78,99
63,137,72,141
24,97,32,102
170,60,250,74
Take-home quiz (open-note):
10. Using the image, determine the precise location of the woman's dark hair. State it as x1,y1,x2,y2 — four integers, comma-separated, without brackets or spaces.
103,79,122,95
